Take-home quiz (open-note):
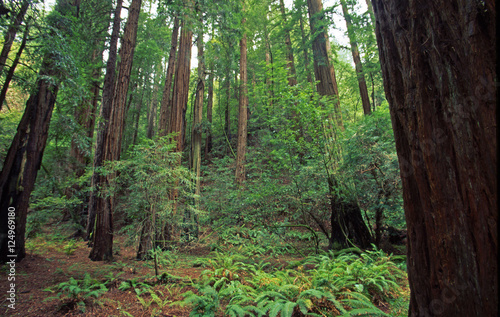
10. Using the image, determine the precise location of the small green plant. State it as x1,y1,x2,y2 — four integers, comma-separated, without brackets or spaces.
63,239,78,255
118,278,153,295
45,273,108,312
176,286,220,317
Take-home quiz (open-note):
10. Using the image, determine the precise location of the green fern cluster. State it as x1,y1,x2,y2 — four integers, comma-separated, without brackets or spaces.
44,273,108,312
178,248,406,316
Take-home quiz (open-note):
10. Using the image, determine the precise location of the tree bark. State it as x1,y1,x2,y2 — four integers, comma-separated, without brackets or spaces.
89,0,141,261
167,20,192,153
163,12,192,242
0,0,29,77
146,65,160,139
158,17,179,137
204,64,213,156
0,21,29,111
340,0,371,115
307,0,343,127
189,26,204,238
0,57,59,263
372,0,497,315
132,80,146,146
235,5,248,185
86,0,123,241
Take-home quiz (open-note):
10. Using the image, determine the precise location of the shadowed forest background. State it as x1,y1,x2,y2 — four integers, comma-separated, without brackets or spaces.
0,0,496,316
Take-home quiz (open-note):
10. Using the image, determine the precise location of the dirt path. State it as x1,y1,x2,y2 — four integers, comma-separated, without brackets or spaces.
1,236,205,316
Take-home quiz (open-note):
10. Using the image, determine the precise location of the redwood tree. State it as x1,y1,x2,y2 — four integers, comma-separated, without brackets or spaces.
235,2,248,185
158,16,179,137
89,0,142,261
306,0,343,127
86,0,123,241
372,0,497,315
0,0,71,262
340,0,371,115
167,18,192,153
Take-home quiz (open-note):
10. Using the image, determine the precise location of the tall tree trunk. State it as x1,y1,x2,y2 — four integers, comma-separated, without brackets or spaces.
132,81,146,146
306,0,343,127
340,0,371,115
372,0,497,315
0,0,29,77
0,21,29,111
162,13,193,245
235,5,248,185
158,17,179,137
279,0,297,87
224,63,231,143
147,66,160,139
204,64,213,156
89,0,141,261
0,57,59,263
87,0,123,241
188,25,204,240
167,20,192,153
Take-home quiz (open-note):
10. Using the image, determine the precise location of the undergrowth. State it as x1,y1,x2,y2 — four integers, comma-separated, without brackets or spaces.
177,247,408,316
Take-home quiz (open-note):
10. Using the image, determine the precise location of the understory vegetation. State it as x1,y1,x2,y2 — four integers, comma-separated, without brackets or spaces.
27,224,409,316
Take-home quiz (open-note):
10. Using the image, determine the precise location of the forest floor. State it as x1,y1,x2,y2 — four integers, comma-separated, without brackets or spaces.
1,224,409,317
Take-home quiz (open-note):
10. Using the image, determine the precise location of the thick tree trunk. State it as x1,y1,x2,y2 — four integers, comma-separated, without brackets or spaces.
327,177,372,249
158,17,179,137
340,0,371,115
137,217,153,259
87,0,123,241
0,21,28,111
235,8,248,186
161,14,192,245
0,58,58,263
167,20,192,153
0,0,29,77
306,0,343,127
372,0,497,315
89,0,141,261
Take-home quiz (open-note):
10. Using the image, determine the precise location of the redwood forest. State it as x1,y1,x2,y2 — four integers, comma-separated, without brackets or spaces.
0,0,496,316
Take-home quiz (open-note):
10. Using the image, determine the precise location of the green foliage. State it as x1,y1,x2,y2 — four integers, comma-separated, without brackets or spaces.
63,239,78,255
118,278,153,296
342,106,404,229
178,248,405,316
110,136,197,249
45,273,108,312
178,286,221,317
